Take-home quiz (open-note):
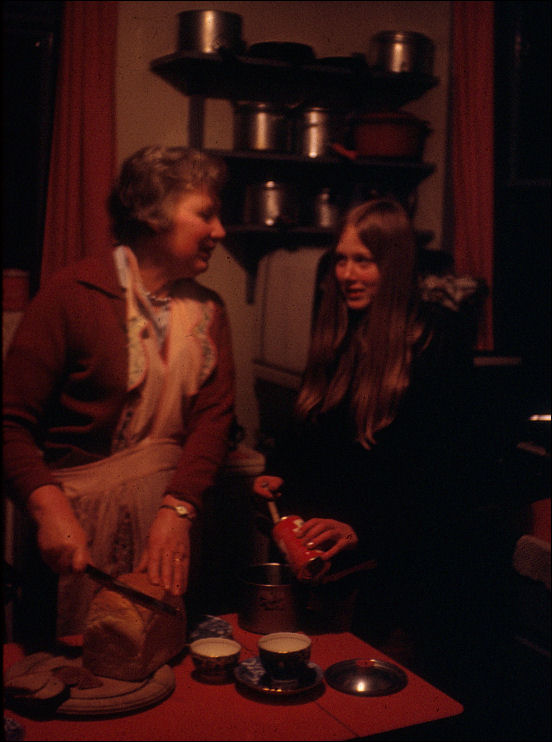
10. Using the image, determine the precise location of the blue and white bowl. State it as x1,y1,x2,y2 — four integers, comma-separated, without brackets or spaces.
190,637,241,683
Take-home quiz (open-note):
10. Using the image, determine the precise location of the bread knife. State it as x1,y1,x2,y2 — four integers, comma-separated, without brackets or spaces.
85,564,185,618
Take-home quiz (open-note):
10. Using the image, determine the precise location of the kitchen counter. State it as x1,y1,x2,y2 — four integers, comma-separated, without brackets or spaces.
3,613,463,741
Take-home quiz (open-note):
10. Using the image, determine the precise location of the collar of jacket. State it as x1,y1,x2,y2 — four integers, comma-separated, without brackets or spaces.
70,252,126,300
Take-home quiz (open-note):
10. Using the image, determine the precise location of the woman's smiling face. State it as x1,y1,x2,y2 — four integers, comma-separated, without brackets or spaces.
159,188,226,278
334,224,382,310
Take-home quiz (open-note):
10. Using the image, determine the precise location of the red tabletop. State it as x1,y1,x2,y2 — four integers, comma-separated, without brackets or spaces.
3,613,463,741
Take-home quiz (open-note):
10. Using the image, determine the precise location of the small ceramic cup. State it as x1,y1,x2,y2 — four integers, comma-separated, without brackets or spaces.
189,637,241,683
258,632,312,682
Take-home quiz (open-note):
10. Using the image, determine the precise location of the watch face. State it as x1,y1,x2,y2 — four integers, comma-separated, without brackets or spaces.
175,505,189,517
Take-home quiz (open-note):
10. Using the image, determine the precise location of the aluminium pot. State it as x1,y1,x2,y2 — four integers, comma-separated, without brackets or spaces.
367,31,434,76
233,101,291,153
178,10,244,55
243,181,299,227
352,110,430,159
294,106,338,158
237,563,302,633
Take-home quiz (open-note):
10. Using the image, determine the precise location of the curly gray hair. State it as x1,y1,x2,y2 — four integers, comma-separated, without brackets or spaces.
108,145,228,244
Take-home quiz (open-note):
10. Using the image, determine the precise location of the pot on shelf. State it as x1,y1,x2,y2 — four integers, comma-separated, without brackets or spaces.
178,10,245,55
368,31,435,76
351,110,431,159
233,101,291,153
243,181,299,227
293,106,345,159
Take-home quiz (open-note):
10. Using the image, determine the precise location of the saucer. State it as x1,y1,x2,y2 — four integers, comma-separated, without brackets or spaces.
233,657,323,696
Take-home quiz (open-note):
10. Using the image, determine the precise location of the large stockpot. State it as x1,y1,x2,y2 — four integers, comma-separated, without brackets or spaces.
243,181,299,227
178,10,244,55
233,101,290,153
368,31,434,76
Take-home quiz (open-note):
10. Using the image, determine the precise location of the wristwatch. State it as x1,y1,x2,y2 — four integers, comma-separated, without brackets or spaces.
159,503,196,520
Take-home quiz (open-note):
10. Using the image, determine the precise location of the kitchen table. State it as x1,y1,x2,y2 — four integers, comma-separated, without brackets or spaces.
3,613,463,741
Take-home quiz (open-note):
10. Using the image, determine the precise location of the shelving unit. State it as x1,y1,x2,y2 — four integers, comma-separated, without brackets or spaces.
150,50,440,301
150,50,438,107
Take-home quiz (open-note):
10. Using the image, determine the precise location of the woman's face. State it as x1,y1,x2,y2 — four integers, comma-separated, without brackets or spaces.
334,224,382,310
159,188,225,278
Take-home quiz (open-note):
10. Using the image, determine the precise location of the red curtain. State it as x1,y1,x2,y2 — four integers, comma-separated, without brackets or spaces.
451,1,495,350
41,1,118,282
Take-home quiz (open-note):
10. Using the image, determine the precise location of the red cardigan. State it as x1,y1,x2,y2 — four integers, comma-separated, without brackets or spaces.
2,253,236,512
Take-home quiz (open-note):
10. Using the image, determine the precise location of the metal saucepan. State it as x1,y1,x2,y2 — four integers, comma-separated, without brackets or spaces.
367,31,434,76
178,10,245,55
243,181,299,227
293,106,343,158
233,101,291,153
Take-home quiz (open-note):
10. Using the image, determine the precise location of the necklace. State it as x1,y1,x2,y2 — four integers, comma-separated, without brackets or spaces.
145,289,172,305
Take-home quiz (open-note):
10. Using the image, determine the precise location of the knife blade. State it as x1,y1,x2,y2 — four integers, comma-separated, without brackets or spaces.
85,565,185,619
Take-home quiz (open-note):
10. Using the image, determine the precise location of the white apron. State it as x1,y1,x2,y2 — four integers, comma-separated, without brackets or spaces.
55,247,216,635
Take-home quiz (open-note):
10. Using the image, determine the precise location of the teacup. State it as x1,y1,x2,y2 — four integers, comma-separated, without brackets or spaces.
189,637,241,683
258,632,311,683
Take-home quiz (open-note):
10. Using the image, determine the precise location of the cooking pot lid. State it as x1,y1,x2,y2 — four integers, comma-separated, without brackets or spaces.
325,658,408,696
247,42,315,64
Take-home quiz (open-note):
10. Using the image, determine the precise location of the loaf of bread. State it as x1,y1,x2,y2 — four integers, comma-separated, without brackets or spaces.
82,572,187,681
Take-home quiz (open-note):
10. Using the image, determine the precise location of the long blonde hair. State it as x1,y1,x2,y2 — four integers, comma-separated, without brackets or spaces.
295,198,426,448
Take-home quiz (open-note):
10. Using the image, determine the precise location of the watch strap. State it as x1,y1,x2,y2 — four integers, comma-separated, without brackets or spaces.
159,504,196,520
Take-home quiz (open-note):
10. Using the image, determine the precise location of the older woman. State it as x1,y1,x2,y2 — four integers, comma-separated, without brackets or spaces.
3,145,235,635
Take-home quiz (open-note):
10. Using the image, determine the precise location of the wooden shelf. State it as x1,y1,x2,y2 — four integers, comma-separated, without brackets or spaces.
150,50,438,107
213,149,435,191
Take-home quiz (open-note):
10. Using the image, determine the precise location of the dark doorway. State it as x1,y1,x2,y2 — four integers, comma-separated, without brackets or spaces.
494,0,551,412
2,1,63,296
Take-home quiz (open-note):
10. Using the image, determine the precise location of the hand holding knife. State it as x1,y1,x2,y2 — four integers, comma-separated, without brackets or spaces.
85,564,185,619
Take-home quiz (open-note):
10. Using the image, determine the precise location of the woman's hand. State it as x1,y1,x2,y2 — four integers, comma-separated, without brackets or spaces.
296,518,359,560
27,484,92,573
138,502,194,596
252,475,284,500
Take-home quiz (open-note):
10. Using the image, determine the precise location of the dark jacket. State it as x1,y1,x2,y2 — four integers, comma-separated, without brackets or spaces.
265,302,480,571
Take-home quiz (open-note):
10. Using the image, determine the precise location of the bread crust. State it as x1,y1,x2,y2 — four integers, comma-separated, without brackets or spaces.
82,572,186,681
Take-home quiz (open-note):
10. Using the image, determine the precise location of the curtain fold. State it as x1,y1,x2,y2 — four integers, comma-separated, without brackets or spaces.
451,1,495,350
41,1,118,282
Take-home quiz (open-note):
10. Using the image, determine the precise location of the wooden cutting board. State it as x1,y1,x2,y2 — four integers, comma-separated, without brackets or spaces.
5,650,175,716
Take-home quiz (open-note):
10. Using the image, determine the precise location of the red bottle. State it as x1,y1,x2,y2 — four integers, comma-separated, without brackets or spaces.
272,515,330,581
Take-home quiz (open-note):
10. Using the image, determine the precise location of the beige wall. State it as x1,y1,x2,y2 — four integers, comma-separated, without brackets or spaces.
116,1,452,445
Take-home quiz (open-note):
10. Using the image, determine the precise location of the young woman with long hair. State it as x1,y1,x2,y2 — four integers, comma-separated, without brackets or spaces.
253,196,492,674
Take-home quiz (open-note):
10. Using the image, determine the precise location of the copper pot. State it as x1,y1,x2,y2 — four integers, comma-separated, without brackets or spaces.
352,111,430,159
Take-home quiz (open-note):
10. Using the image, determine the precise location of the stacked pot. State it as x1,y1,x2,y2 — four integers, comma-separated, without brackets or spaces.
348,30,434,160
234,102,342,228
